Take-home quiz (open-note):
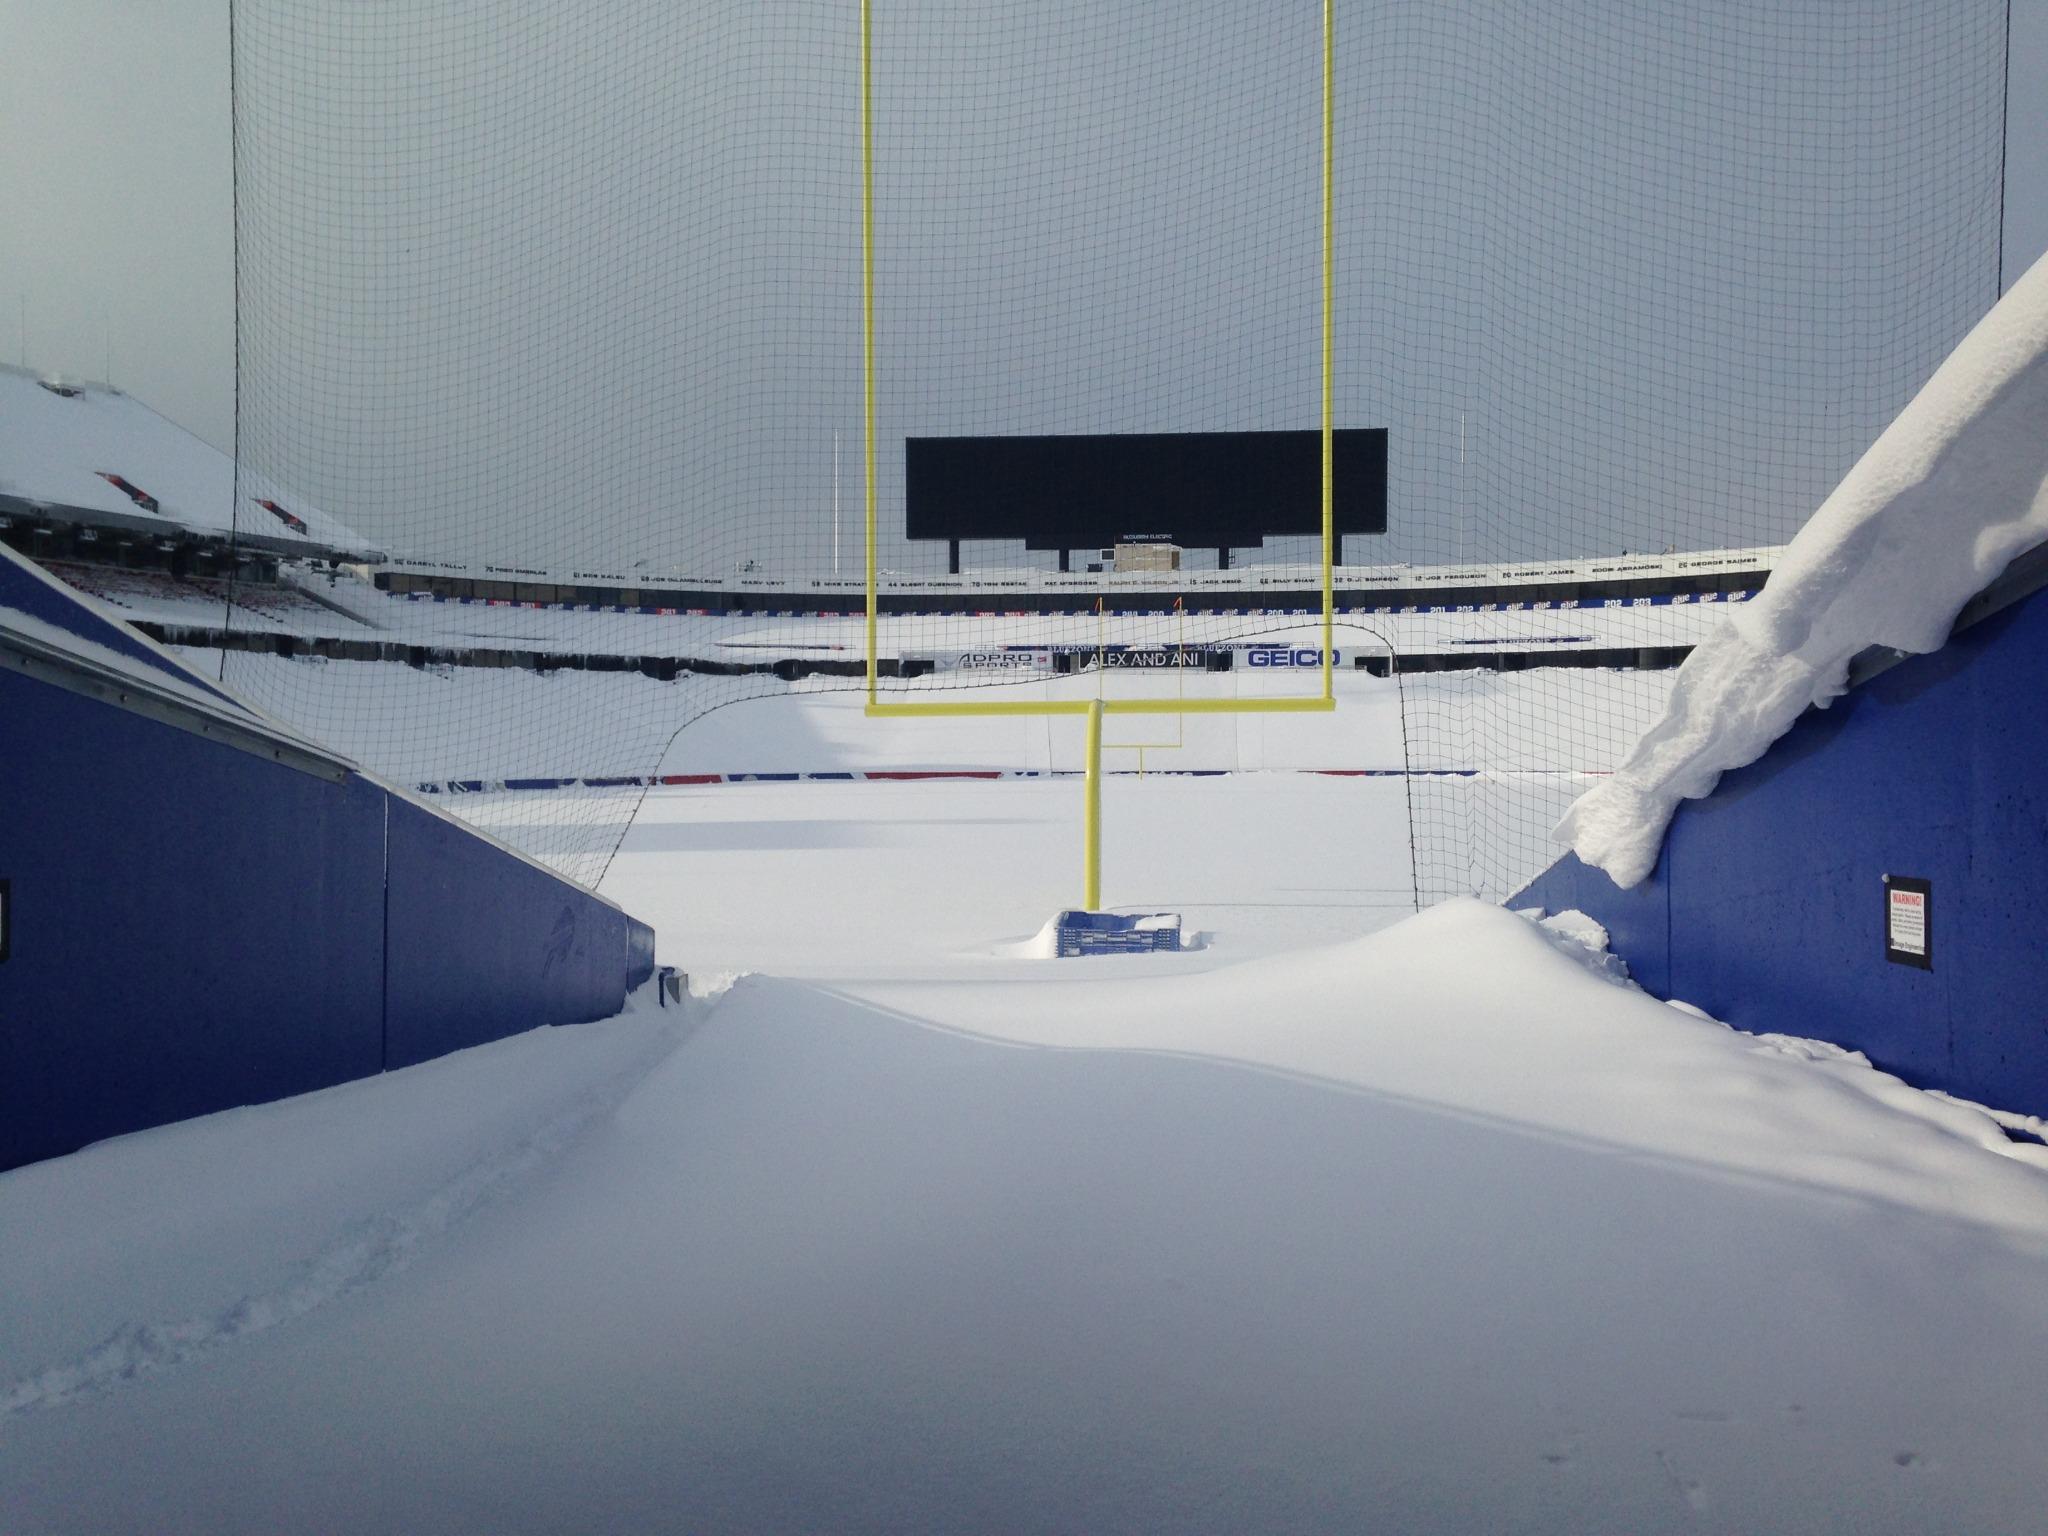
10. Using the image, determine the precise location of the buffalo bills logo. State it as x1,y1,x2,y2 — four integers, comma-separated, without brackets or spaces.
95,472,160,514
256,499,310,535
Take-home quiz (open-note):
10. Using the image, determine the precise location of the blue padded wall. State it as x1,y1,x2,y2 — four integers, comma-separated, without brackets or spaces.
0,668,386,1169
0,664,657,1172
384,796,652,1069
1517,584,2048,1118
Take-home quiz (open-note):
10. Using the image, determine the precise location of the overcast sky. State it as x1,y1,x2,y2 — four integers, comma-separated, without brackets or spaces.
4,1,2045,571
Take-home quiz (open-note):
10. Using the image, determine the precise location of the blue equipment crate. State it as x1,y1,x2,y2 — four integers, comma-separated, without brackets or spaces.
1054,910,1182,958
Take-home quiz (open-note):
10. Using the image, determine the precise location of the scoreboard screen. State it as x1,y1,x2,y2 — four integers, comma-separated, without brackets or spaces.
905,428,1387,551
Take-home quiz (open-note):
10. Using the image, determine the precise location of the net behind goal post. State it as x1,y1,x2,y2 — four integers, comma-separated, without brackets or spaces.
860,1,1344,675
221,1,2006,898
859,0,1369,907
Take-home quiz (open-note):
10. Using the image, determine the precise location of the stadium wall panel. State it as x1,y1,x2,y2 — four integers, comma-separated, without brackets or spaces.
0,666,656,1173
0,668,387,1171
383,796,653,1070
1514,584,2048,1120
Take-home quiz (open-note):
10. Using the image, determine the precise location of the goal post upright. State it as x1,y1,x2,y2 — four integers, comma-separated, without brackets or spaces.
1084,698,1104,910
1321,0,1335,706
862,0,879,710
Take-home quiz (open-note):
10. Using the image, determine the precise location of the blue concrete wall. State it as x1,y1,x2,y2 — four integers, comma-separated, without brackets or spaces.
0,664,657,1172
384,797,650,1069
1517,583,2048,1118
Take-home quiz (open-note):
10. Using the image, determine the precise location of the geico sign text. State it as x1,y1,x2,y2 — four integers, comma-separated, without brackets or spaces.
1243,646,1340,667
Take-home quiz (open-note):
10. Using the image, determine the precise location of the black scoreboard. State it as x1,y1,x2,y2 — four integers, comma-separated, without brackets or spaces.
905,428,1388,556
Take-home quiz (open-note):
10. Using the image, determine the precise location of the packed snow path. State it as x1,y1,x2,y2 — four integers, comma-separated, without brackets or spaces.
5,863,2047,1530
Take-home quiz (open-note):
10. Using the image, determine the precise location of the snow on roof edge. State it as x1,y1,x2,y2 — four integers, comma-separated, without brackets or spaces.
0,365,384,563
1556,252,2048,889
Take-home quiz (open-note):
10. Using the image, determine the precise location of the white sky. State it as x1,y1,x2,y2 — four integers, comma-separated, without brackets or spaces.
4,0,2045,463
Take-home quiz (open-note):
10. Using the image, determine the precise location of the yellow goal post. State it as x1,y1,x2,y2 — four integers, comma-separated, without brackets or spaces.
858,0,1340,906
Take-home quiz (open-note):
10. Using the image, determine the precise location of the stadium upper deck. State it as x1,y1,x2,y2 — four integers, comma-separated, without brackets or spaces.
45,556,1759,666
2,363,1775,675
375,544,1776,616
0,365,384,567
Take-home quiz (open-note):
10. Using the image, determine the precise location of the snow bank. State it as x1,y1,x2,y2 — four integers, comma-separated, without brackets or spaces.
9,900,2048,1532
0,1004,680,1414
859,900,2048,1230
1525,906,1633,987
1559,253,2048,886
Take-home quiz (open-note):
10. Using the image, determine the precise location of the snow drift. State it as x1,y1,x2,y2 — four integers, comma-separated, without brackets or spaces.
7,901,2048,1533
1559,252,2048,887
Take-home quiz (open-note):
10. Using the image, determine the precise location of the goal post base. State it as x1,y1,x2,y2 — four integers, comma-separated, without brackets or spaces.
1053,910,1185,958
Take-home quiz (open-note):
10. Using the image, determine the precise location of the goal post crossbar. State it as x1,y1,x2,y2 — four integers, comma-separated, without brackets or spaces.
863,697,1336,720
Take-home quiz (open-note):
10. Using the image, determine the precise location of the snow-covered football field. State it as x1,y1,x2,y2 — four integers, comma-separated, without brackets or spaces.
6,725,2048,1532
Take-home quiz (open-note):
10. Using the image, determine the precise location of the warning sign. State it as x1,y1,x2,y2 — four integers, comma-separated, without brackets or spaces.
1884,876,1931,969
